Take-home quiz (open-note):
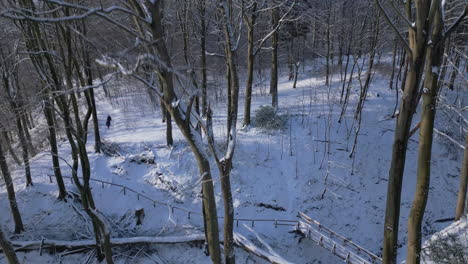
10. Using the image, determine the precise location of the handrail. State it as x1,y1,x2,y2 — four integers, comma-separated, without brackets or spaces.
44,174,382,264
298,212,382,263
48,174,298,225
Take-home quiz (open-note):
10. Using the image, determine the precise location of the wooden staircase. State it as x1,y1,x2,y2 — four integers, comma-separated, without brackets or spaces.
297,212,382,264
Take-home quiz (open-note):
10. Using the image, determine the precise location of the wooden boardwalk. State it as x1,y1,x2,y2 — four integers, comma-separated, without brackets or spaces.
297,212,382,264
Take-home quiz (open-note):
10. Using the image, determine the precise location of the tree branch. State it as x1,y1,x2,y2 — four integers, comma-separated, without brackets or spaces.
375,0,412,56
444,4,467,39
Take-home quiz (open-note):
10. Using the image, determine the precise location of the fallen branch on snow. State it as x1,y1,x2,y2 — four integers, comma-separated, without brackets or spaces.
8,231,293,264
8,234,205,252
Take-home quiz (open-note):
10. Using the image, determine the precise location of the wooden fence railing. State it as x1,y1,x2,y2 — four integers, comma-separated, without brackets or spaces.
297,212,382,264
45,175,382,263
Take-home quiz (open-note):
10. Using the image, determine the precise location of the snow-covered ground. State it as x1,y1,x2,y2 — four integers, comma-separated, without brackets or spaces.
0,59,465,263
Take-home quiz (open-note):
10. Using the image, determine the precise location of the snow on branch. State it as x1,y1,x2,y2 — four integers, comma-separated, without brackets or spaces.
253,1,297,56
434,128,465,150
1,0,144,39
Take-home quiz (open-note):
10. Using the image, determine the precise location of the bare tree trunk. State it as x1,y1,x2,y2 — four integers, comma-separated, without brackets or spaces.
199,0,208,116
293,62,299,89
355,13,380,121
0,225,19,264
389,38,398,90
448,53,460,90
243,3,257,127
350,12,380,157
378,0,434,262
21,114,34,156
89,88,101,153
455,131,468,220
407,6,444,263
1,131,20,166
340,34,353,104
288,41,294,81
325,11,331,86
436,40,451,89
24,111,33,130
219,2,238,262
43,96,67,200
71,90,114,264
148,2,221,263
270,6,279,108
83,52,102,153
15,114,33,187
0,142,24,234
226,57,233,139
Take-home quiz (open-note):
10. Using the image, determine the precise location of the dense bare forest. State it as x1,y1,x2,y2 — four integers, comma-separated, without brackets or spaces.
0,0,467,264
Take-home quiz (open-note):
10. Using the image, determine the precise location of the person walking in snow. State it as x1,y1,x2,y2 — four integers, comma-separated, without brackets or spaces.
106,115,112,129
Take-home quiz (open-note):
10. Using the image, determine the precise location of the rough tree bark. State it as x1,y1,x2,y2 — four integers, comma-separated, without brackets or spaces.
218,1,238,262
406,3,444,263
376,0,433,262
0,141,24,234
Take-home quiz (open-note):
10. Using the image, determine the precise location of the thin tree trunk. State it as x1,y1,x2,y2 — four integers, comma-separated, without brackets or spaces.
338,57,358,123
219,2,238,262
288,41,294,81
21,114,35,156
226,58,232,140
23,112,32,130
455,132,468,220
325,12,331,86
0,225,20,264
293,62,299,89
1,131,20,166
89,88,101,153
15,115,32,186
436,40,451,89
148,2,221,263
448,53,460,90
355,13,380,120
407,7,444,263
0,142,24,234
340,37,353,104
43,96,67,200
200,0,208,116
270,7,279,108
243,4,257,127
380,0,433,262
389,39,398,90
84,49,101,153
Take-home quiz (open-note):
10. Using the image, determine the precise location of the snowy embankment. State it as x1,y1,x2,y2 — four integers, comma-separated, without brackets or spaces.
0,59,465,263
420,217,468,264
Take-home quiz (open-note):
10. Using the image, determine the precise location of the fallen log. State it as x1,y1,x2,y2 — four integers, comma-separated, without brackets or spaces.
8,233,291,264
9,234,205,252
